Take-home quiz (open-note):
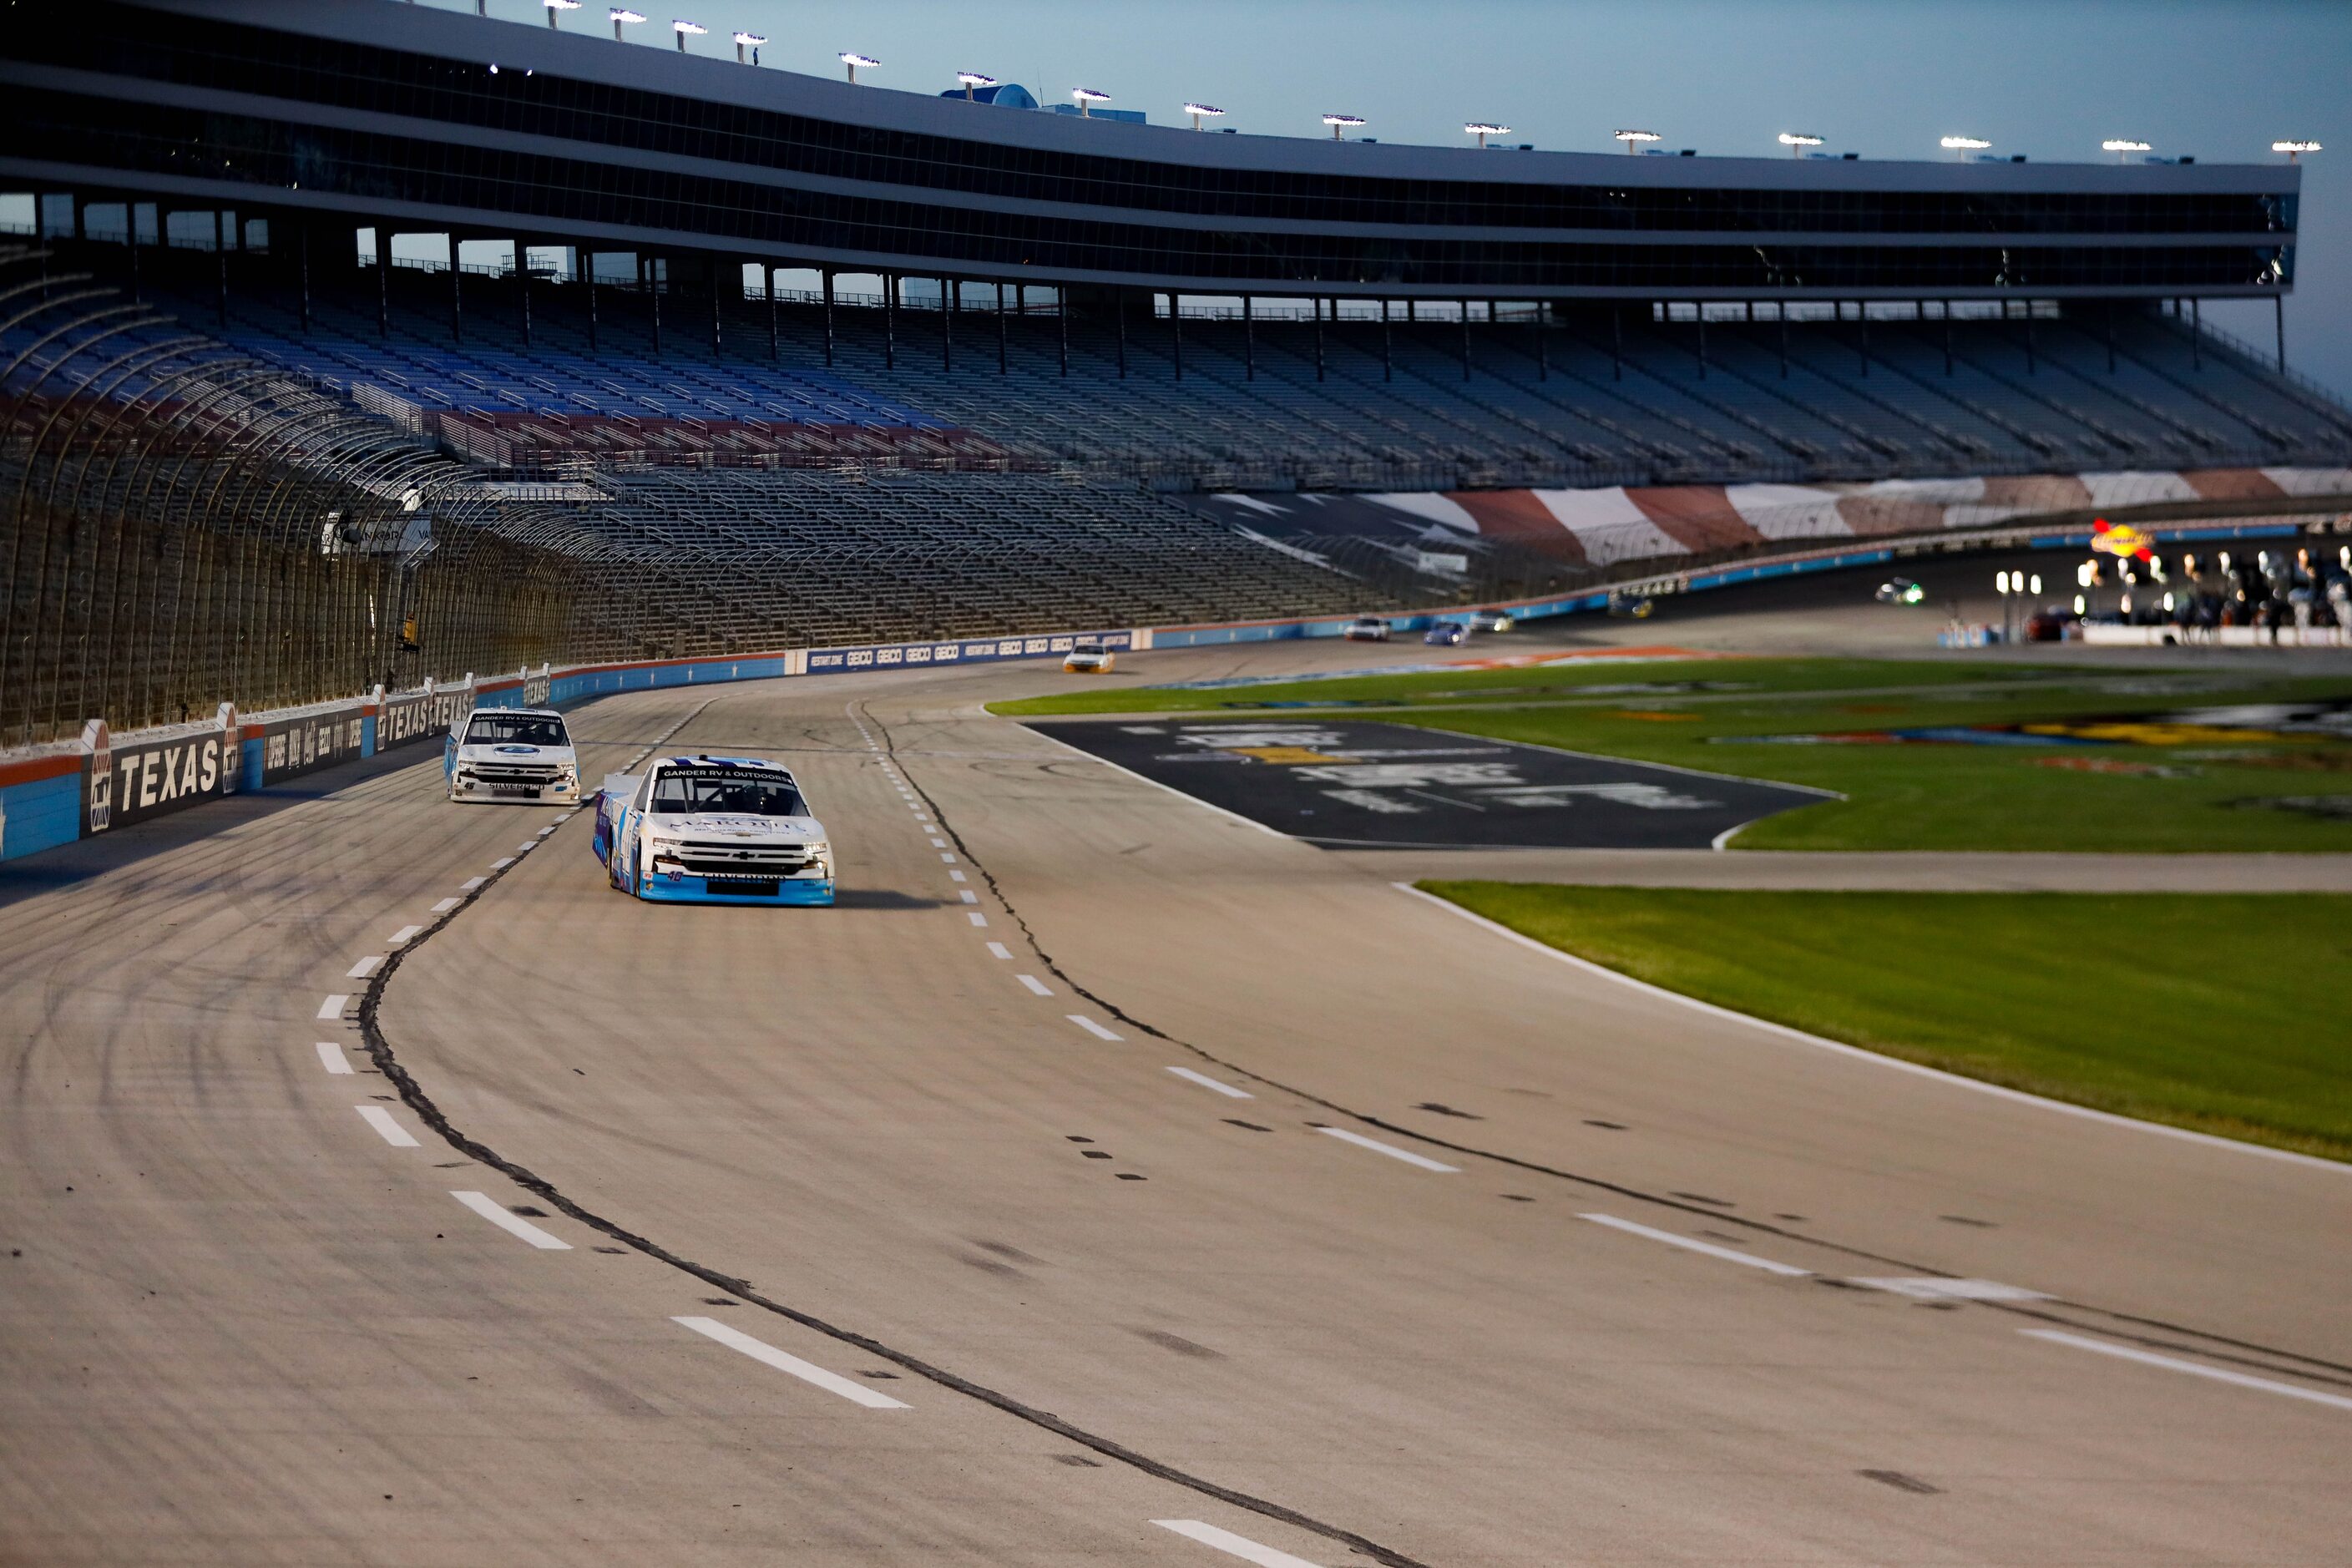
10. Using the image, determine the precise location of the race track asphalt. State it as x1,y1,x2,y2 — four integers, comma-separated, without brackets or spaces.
4,630,2349,1567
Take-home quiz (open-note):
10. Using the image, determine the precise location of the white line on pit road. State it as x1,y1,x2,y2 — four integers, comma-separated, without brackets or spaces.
1579,1212,1810,1275
1318,1127,1457,1172
317,994,350,1020
968,912,989,927
450,1191,571,1250
672,1316,911,1409
987,942,1013,959
388,925,422,945
316,1041,354,1075
1168,1066,1253,1099
2021,1328,2352,1412
357,1105,420,1147
346,956,383,979
1068,1015,1124,1041
1152,1520,1326,1567
432,898,461,913
1017,974,1054,995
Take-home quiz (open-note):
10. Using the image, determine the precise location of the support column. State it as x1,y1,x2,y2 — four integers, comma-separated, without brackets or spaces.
767,267,778,360
378,226,392,337
584,251,599,351
941,276,953,372
1243,294,1255,381
994,282,1006,375
1169,292,1181,381
883,273,895,369
1378,298,1391,382
822,270,835,367
1459,298,1470,380
1313,297,1325,382
710,257,723,357
515,238,530,346
1057,290,1068,377
449,235,463,344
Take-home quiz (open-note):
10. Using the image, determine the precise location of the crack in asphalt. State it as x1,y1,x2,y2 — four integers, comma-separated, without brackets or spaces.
360,693,1437,1568
865,700,2352,1390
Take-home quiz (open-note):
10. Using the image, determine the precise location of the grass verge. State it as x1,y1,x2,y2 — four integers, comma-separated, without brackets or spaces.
1420,883,2352,1163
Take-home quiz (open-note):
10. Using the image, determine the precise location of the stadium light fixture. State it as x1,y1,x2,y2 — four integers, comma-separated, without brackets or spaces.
671,19,704,50
609,8,645,41
1184,102,1225,131
1778,132,1824,158
1323,114,1367,141
2102,138,2152,161
1464,122,1511,149
1072,87,1113,118
732,31,764,63
544,0,580,28
840,52,880,83
1613,129,1662,153
1940,134,1992,159
2273,139,2323,161
957,71,999,100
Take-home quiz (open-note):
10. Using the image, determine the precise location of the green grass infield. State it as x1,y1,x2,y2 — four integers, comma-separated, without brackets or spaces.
1419,883,2352,1163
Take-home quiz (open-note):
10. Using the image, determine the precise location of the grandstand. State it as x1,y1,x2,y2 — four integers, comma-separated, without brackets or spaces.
3,0,2348,744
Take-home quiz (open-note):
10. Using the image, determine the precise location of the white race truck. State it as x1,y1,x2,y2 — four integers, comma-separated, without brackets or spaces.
592,754,835,906
444,706,581,804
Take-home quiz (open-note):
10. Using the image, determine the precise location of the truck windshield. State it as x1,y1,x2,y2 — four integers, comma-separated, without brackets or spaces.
466,715,568,746
650,767,807,817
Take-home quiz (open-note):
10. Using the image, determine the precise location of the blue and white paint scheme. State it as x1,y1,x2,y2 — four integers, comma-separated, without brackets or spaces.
593,755,835,907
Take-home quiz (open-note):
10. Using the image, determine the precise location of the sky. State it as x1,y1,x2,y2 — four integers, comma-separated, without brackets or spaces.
350,3,2352,399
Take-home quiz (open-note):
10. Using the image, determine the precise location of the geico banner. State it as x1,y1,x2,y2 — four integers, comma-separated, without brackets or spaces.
89,722,239,832
253,710,367,787
804,630,1134,675
377,687,470,751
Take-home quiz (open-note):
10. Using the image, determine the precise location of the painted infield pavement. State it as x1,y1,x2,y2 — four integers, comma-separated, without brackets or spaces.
1030,718,1831,849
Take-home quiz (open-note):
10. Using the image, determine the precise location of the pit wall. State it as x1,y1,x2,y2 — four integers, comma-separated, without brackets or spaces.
0,513,2324,865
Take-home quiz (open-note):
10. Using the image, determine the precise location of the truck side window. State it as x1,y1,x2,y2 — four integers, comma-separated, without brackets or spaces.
632,771,656,812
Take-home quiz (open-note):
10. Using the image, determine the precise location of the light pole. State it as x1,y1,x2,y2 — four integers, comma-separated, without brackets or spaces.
609,8,644,42
1464,122,1511,150
671,19,703,51
1323,114,1366,142
2102,138,2151,163
544,0,579,29
1940,134,1991,161
958,72,998,101
732,31,764,63
2274,139,2323,163
1613,129,1662,154
1778,132,1823,158
840,53,880,84
1184,102,1224,132
1072,87,1112,119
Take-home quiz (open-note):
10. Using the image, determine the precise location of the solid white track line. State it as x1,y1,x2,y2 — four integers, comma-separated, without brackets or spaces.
1579,1212,1809,1275
1167,1066,1253,1099
1317,1127,1457,1172
2021,1328,2352,1412
671,1316,911,1409
450,1191,571,1249
356,1105,419,1148
1152,1520,1326,1567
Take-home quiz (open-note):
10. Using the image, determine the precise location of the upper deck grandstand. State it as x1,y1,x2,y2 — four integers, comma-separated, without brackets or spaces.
1,0,2346,739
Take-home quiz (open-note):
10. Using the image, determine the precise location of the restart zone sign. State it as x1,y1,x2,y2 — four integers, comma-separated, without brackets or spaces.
1027,719,1830,849
806,630,1135,675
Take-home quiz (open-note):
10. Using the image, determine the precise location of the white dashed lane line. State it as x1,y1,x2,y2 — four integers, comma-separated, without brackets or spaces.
451,1191,571,1250
1153,1519,1326,1567
432,898,461,913
986,942,1012,959
672,1316,912,1409
1167,1066,1253,1100
388,924,422,945
356,1105,421,1148
490,857,513,870
968,912,989,927
1579,1212,1809,1276
949,870,967,883
514,842,536,854
1854,1277,2049,1302
1317,1127,1457,1173
317,994,350,1020
346,956,383,979
315,1041,354,1075
1068,1015,1124,1041
960,890,979,903
929,837,948,847
2021,1329,2352,1412
1016,974,1054,996
460,877,485,891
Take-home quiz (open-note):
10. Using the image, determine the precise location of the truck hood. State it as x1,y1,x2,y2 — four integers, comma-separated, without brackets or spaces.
458,743,576,762
647,812,827,842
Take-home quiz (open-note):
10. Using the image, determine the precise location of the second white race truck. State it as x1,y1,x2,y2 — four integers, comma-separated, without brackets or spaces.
445,706,581,804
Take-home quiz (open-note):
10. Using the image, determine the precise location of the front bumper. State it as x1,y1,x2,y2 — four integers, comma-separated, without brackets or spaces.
452,778,581,804
637,871,835,906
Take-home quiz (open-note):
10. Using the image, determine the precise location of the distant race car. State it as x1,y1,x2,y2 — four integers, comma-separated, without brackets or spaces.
1423,620,1469,646
1466,610,1515,633
1606,592,1655,620
592,754,835,905
1342,616,1393,642
446,706,579,804
1063,640,1115,673
1875,578,1928,605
